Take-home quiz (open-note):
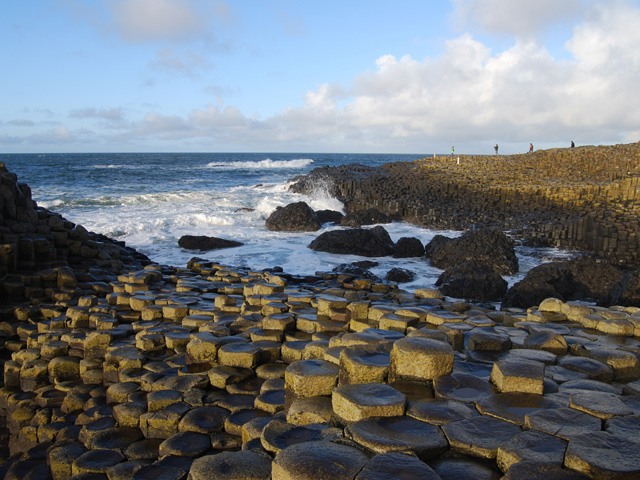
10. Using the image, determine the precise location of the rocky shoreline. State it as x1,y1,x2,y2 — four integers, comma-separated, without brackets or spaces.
1,160,640,478
290,142,640,267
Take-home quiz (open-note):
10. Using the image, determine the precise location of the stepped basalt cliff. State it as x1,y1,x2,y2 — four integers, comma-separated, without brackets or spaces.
291,142,640,267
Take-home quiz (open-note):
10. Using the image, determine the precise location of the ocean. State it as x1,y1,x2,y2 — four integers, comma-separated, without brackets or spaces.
0,152,574,291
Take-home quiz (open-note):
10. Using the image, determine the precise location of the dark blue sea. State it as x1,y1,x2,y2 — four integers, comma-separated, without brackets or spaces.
0,152,572,288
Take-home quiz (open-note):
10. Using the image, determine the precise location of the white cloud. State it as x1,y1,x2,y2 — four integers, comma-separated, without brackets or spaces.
8,1,640,153
150,47,214,77
451,0,586,38
106,0,212,43
70,107,125,122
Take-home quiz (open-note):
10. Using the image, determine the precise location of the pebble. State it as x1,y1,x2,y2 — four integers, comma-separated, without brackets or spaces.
1,259,640,479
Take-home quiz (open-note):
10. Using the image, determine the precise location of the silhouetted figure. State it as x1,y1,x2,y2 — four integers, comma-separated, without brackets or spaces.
494,144,499,155
571,140,575,148
451,146,455,156
529,143,534,153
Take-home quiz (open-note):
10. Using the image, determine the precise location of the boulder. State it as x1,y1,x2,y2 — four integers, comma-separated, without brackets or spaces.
436,263,507,302
502,256,627,309
316,210,344,225
265,202,321,232
309,226,395,257
333,263,380,281
178,235,243,251
425,228,518,276
393,237,425,258
341,208,391,227
386,268,415,283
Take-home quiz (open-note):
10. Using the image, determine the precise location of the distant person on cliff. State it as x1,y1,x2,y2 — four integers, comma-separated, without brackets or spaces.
494,144,499,155
571,140,575,148
529,143,534,153
451,146,455,156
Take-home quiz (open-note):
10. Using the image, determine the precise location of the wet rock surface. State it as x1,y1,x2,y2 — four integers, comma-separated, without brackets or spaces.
2,161,640,478
308,226,395,257
265,201,321,232
177,236,244,251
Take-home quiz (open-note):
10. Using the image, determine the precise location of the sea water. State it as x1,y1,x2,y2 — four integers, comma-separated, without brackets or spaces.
1,152,574,291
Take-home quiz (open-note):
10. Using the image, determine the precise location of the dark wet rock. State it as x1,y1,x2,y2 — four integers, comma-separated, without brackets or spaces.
309,226,395,257
503,256,628,308
316,209,344,225
496,430,567,472
189,450,272,480
605,415,640,440
356,452,441,480
433,372,493,404
407,398,478,425
568,391,633,419
431,457,502,480
341,208,391,227
260,419,325,454
564,431,640,478
476,392,562,426
178,235,243,251
501,461,590,480
158,431,211,457
106,460,149,480
71,449,125,476
266,202,321,232
392,237,425,258
132,463,187,480
87,427,143,451
272,440,369,480
345,415,448,460
442,415,522,459
523,331,568,356
524,407,602,440
385,268,415,283
332,263,380,281
501,278,561,310
425,228,518,276
436,263,507,302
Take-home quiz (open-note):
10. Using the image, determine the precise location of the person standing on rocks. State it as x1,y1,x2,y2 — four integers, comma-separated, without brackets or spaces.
529,143,534,153
451,146,455,156
571,140,575,148
494,144,499,155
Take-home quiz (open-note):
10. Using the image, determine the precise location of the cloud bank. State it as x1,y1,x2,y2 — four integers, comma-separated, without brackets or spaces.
3,0,640,153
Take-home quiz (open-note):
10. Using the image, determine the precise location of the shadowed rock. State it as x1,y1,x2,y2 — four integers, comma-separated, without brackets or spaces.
436,263,507,302
426,228,518,276
178,235,243,251
266,202,321,232
341,208,391,227
309,226,395,257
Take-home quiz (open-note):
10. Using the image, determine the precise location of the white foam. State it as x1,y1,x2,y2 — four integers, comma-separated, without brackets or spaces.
206,158,314,170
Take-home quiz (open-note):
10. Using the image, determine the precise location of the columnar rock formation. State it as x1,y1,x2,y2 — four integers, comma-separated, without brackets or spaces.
0,162,150,306
1,160,640,478
291,142,640,267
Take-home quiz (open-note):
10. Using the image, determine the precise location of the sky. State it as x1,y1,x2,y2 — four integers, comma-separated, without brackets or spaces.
1,0,640,154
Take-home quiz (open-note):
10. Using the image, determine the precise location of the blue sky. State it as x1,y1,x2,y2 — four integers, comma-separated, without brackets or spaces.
2,0,640,154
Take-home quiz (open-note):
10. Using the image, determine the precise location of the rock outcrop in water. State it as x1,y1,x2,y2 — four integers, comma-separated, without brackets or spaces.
178,235,244,251
290,142,640,268
265,202,321,232
309,226,395,257
425,228,519,276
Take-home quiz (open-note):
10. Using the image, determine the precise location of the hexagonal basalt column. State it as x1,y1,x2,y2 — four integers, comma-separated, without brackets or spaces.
389,337,454,384
332,383,406,423
490,359,544,395
284,359,339,411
